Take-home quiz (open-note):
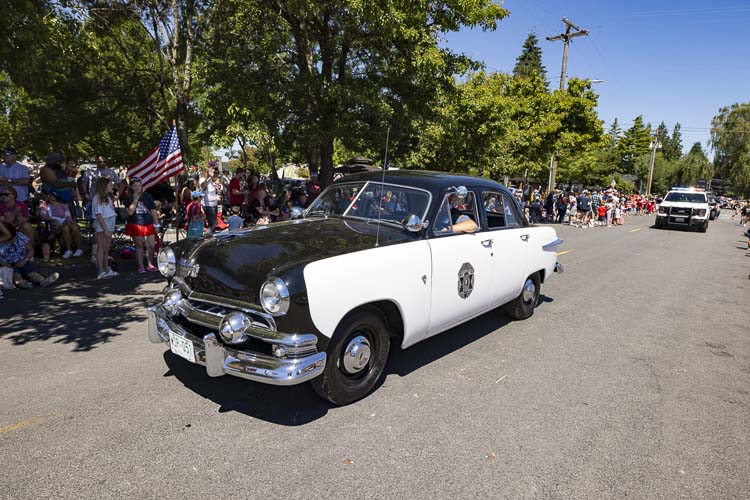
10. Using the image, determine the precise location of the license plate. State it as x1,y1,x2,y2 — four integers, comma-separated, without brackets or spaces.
674,217,685,222
169,332,195,363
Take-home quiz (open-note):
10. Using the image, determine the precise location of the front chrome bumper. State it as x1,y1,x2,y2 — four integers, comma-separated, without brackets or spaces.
147,305,326,385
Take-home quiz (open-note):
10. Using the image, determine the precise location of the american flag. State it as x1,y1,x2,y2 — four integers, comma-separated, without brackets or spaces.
127,126,184,189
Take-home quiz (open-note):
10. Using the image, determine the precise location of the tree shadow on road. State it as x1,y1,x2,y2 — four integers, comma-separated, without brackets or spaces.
0,275,163,352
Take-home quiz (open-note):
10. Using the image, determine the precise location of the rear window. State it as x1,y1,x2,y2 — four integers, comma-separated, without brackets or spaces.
664,192,706,203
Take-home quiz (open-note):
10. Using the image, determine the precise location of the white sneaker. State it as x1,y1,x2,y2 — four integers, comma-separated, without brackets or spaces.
73,249,84,257
62,250,73,259
40,272,59,287
97,271,110,280
104,269,119,278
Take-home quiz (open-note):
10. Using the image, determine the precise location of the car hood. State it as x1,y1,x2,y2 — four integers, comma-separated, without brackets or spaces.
179,217,414,301
661,201,707,208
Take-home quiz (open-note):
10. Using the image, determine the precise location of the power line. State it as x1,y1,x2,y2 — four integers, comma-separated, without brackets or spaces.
624,6,750,18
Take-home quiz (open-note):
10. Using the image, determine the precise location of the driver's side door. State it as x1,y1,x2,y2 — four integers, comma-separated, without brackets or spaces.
426,189,494,338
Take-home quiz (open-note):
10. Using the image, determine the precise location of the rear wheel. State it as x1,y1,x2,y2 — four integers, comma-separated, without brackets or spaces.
504,273,541,320
311,307,390,405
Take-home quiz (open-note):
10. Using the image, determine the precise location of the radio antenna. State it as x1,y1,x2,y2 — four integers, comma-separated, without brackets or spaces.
374,126,391,247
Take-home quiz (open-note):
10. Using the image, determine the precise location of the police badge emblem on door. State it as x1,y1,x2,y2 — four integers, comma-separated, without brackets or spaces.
457,262,474,299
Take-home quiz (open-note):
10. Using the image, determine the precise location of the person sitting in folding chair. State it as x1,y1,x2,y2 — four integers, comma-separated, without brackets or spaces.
39,192,83,259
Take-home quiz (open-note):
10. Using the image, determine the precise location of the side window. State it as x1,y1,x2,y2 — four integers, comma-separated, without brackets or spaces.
483,191,520,229
433,190,480,235
501,193,519,227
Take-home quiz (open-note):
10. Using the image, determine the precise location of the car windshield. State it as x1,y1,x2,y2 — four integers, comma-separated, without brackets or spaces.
306,181,430,222
664,192,706,203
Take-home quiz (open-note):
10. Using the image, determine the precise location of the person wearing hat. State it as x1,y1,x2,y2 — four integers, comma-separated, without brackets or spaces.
186,191,205,238
0,147,31,213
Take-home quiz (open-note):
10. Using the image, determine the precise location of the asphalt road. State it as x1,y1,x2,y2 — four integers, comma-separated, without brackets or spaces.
1,211,748,499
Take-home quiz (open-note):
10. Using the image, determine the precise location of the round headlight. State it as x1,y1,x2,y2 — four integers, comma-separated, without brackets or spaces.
157,247,176,277
260,277,290,316
219,312,252,345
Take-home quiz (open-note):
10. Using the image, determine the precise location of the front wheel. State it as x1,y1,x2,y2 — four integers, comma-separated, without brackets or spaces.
698,221,708,233
311,307,390,405
504,273,541,320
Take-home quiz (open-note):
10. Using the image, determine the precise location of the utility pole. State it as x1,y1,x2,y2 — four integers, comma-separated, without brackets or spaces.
646,138,662,197
546,17,589,191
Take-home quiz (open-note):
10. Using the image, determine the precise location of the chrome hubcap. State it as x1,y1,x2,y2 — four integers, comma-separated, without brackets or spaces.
342,335,371,374
522,278,536,304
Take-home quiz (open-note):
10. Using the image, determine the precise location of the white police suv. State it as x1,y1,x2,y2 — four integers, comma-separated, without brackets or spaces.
655,187,710,232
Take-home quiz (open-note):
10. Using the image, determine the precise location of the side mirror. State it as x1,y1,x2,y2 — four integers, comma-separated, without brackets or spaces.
290,206,304,219
402,214,427,233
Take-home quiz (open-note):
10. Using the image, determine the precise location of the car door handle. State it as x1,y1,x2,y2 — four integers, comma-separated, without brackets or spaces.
520,234,530,242
481,238,493,248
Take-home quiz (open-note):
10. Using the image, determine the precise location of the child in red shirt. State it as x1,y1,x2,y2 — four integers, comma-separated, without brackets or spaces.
597,205,607,224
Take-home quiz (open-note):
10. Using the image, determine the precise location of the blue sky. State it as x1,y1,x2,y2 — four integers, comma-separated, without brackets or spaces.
443,0,750,154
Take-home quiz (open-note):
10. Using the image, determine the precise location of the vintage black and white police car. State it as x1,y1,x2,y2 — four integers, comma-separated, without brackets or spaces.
148,171,564,404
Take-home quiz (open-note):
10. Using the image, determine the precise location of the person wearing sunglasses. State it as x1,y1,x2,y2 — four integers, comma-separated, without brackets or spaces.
83,155,120,204
0,186,34,241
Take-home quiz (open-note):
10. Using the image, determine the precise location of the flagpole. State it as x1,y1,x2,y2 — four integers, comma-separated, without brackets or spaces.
173,120,180,243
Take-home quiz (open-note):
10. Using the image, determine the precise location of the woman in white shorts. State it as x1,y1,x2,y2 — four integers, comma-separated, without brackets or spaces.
91,177,118,279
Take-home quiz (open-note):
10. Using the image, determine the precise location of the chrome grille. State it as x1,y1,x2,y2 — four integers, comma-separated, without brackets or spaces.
670,207,691,216
180,298,275,331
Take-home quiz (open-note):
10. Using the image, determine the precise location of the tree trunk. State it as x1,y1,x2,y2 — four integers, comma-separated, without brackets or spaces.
306,142,319,177
319,136,334,187
268,150,279,181
170,0,194,163
176,96,189,161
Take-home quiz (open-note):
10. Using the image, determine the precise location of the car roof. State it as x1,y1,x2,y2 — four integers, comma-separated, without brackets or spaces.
334,170,509,196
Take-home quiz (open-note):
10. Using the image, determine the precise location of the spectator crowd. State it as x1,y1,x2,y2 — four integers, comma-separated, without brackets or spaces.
521,187,658,228
0,146,322,298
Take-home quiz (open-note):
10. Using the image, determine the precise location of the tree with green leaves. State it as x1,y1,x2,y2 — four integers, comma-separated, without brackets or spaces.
606,118,622,149
0,0,202,165
673,142,712,186
662,122,683,162
655,121,669,152
513,33,547,83
404,72,601,184
711,102,750,195
617,115,651,173
203,0,508,187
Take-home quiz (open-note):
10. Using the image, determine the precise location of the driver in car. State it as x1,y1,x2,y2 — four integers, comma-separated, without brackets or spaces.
437,193,478,234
